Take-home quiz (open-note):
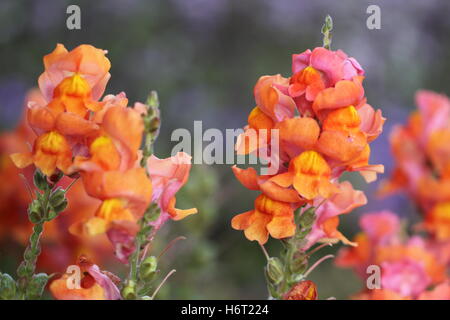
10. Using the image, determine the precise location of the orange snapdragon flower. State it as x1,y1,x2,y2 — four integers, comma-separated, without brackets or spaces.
11,130,72,176
71,105,152,237
271,150,337,200
232,194,296,245
50,256,120,300
10,44,111,177
38,44,111,103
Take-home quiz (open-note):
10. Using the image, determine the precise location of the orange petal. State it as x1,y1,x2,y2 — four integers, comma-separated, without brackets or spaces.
243,210,272,245
232,165,260,190
313,76,364,116
167,197,198,221
10,152,33,169
276,117,320,150
50,275,106,300
56,112,99,136
231,210,255,231
266,215,296,239
316,130,366,163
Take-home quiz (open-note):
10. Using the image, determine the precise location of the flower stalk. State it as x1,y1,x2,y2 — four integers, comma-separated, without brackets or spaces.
14,170,68,299
123,91,162,300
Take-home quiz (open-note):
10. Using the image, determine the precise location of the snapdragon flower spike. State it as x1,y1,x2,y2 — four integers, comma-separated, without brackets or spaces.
232,45,384,246
380,90,450,241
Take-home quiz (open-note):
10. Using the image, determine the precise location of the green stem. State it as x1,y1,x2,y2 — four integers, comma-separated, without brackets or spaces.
123,91,161,299
17,188,51,299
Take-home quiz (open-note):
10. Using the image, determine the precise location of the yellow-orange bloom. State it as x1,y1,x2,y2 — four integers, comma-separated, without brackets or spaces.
11,130,72,176
231,194,296,245
39,44,111,103
47,73,103,116
316,106,367,163
272,151,337,200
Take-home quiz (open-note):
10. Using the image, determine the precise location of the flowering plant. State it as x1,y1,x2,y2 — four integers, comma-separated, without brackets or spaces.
1,44,196,300
337,91,450,300
231,16,385,299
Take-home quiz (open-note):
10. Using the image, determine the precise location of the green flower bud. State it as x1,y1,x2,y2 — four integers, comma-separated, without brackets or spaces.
299,207,316,229
33,170,48,191
26,273,48,299
266,257,284,285
28,200,42,224
144,204,161,223
44,208,57,221
147,91,160,109
50,188,66,207
17,261,31,278
53,200,68,214
140,256,158,281
122,280,137,300
0,273,17,299
289,252,308,274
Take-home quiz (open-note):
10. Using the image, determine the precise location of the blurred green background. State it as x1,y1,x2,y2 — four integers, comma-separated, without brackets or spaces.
1,0,449,299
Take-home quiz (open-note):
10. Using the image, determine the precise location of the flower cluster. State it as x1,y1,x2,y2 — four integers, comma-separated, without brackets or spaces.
232,46,385,248
0,90,111,273
380,91,450,240
338,90,450,300
6,44,196,300
336,211,450,300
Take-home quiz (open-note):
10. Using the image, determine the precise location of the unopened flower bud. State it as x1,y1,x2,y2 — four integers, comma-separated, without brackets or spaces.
140,256,158,281
290,252,308,274
33,170,48,191
299,207,316,228
266,257,284,285
283,280,318,300
122,280,137,300
28,200,42,224
26,273,48,299
50,188,66,207
0,273,17,299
